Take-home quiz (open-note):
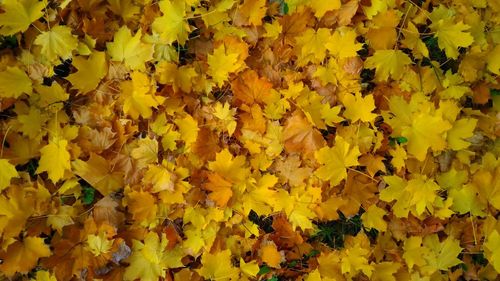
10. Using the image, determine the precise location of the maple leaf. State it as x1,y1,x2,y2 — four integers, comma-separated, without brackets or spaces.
0,159,18,191
107,26,153,70
380,175,441,217
364,49,412,81
204,173,233,207
174,114,199,152
403,236,429,269
155,62,197,93
326,28,362,58
239,258,259,277
0,236,51,277
422,235,462,273
124,232,183,281
207,44,241,87
0,188,34,240
342,92,377,123
125,188,157,225
72,153,124,196
108,0,140,21
308,0,341,18
143,164,175,193
208,148,249,183
446,118,477,150
430,19,474,59
213,102,237,136
283,110,325,155
152,0,191,44
239,0,267,26
231,69,273,105
197,249,240,280
449,184,486,216
0,66,32,98
370,262,401,281
361,205,387,232
315,136,361,186
402,112,451,161
295,28,330,65
67,52,108,93
0,0,44,35
34,26,78,62
484,230,500,273
36,138,71,183
121,71,164,119
340,235,373,277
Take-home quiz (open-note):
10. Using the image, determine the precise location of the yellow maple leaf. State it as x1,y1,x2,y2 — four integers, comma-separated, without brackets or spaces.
0,236,51,277
326,28,362,58
67,51,108,93
315,136,361,186
152,0,191,44
125,188,158,225
36,138,71,183
17,107,44,139
308,0,341,18
207,44,241,87
107,26,153,70
47,205,75,233
484,230,500,273
239,258,259,277
370,262,401,281
239,0,267,26
364,49,412,81
380,175,441,217
204,173,233,207
0,159,18,191
295,28,331,65
197,249,240,280
0,0,44,35
108,0,140,21
402,112,451,161
422,235,462,273
143,164,175,193
342,92,377,123
155,61,197,93
361,205,387,232
430,19,474,59
72,153,124,196
213,102,237,136
449,184,486,216
131,137,159,167
34,25,78,62
208,148,249,183
0,188,34,240
121,71,164,119
340,235,373,277
446,118,477,150
174,114,199,152
0,66,32,98
403,236,428,269
402,22,429,58
124,232,183,281
86,233,113,256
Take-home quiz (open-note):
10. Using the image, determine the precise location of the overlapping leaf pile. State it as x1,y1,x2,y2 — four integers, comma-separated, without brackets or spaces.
0,0,499,280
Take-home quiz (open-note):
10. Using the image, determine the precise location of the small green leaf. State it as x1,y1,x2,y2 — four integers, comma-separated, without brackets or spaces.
258,265,271,275
81,183,95,205
491,88,500,96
